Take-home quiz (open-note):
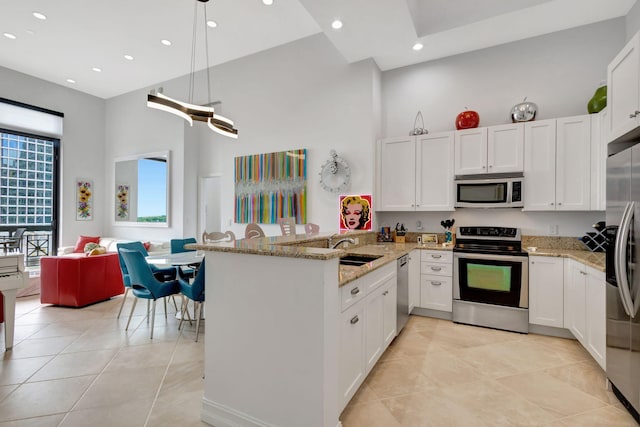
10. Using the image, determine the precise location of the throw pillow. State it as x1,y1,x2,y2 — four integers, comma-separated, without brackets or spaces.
87,247,107,256
74,235,100,253
143,241,151,251
84,242,100,253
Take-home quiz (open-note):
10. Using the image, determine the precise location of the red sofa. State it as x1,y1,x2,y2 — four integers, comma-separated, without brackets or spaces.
40,253,124,307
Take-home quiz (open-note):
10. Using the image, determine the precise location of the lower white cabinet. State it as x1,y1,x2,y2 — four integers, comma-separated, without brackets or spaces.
564,259,606,369
408,249,420,313
339,301,365,407
419,250,453,312
339,263,397,410
529,256,564,328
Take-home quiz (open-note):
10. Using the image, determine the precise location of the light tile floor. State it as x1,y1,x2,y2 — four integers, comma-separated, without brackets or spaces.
0,296,637,426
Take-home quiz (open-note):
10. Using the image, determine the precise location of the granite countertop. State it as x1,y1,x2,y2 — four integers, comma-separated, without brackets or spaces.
526,247,605,272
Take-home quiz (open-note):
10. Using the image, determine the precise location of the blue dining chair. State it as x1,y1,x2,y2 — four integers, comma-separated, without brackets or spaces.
119,249,181,339
116,241,177,319
170,238,197,254
177,262,205,342
170,238,198,278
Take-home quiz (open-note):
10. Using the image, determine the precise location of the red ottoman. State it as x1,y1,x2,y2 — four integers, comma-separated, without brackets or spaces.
40,253,124,307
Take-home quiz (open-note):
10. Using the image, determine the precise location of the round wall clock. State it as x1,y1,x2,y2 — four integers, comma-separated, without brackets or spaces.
319,150,351,193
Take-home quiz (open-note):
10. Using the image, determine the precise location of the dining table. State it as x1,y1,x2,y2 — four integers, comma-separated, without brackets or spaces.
145,251,205,321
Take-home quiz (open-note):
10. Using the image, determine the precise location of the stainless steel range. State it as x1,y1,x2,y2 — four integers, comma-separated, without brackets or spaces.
453,226,529,333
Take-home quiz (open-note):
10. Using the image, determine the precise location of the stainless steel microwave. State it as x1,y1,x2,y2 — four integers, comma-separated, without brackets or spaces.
455,176,523,208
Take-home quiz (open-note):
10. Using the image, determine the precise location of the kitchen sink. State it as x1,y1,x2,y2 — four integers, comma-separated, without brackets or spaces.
339,254,382,266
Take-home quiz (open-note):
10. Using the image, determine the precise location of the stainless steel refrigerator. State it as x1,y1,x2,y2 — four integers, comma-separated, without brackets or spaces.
606,142,640,423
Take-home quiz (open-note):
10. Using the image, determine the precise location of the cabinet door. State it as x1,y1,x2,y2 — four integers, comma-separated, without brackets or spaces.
590,109,607,211
382,278,397,348
487,123,524,174
524,119,557,210
377,137,416,211
454,128,488,175
565,260,587,345
607,32,640,142
339,301,365,408
416,132,455,210
364,286,384,373
556,115,591,211
585,267,606,369
528,257,564,328
420,275,453,312
408,250,420,313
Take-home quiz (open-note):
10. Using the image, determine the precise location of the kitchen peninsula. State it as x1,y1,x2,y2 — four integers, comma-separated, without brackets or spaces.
188,231,422,427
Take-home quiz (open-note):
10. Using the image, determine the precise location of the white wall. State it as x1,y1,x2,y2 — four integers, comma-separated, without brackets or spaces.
627,1,640,40
195,34,381,236
0,66,105,246
377,19,623,236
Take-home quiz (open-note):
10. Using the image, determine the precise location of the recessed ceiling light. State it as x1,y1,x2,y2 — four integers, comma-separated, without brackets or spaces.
66,79,76,84
25,29,35,35
161,39,171,46
124,54,134,61
32,12,47,20
413,42,424,51
207,20,217,28
3,32,16,40
262,0,274,5
331,20,343,30
92,67,102,72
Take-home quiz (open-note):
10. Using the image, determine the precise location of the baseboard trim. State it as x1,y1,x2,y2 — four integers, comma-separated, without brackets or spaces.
528,324,575,339
411,307,452,320
202,398,277,427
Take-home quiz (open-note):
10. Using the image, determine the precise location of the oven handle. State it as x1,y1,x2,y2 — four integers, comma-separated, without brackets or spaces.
453,252,527,263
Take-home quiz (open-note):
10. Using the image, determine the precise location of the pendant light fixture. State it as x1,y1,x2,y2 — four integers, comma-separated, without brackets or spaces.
147,0,238,139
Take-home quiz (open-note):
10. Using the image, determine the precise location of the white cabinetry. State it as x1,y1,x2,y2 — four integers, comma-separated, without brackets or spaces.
524,115,592,211
454,124,524,176
377,133,455,211
419,250,453,312
339,263,397,410
607,31,640,142
564,259,605,369
529,256,564,328
591,108,607,211
408,249,420,313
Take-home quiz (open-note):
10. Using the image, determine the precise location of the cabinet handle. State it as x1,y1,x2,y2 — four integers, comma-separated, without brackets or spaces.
489,165,493,168
550,202,554,206
416,204,420,207
632,110,640,118
482,166,486,169
350,287,360,295
558,202,562,206
431,266,442,271
411,204,415,207
350,315,359,325
431,254,442,259
431,281,442,286
383,290,389,296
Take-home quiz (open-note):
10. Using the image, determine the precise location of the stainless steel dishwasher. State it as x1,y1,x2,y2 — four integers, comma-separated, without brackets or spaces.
397,254,409,333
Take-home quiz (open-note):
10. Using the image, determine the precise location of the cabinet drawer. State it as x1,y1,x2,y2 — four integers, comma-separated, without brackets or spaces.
421,262,452,277
421,250,452,264
341,262,395,311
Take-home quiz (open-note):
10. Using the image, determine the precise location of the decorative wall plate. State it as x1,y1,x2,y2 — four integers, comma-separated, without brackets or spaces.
319,150,351,193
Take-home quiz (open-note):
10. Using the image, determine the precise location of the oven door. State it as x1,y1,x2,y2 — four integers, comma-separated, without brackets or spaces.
453,252,529,308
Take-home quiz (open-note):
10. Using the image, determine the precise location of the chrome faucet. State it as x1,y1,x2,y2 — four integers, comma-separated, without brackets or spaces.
331,237,355,249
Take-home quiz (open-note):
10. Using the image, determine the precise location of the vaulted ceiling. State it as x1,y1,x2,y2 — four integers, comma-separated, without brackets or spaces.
0,0,635,99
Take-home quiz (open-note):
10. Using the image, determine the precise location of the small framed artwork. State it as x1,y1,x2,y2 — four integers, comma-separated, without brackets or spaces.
339,194,372,231
421,233,438,244
116,184,130,221
76,179,93,221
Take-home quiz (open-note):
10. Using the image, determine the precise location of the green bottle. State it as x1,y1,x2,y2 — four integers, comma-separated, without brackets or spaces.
588,80,607,114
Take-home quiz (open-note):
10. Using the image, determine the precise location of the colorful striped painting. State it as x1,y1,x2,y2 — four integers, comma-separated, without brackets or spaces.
234,149,307,224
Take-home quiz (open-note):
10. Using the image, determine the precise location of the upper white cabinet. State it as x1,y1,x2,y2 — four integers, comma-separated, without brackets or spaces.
524,115,592,211
377,132,455,211
590,108,607,211
377,136,415,211
454,124,524,176
607,31,640,142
